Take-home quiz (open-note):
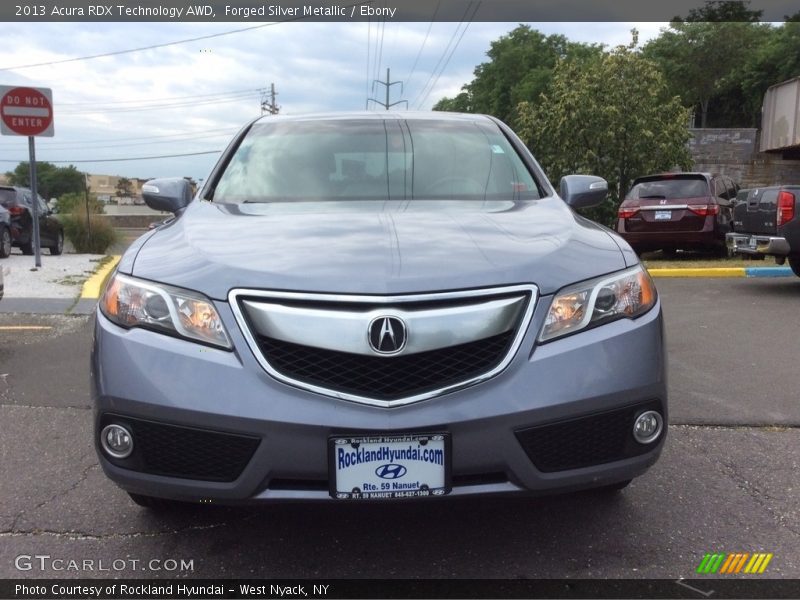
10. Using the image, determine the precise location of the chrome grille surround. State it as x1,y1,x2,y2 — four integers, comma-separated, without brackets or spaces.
228,285,538,408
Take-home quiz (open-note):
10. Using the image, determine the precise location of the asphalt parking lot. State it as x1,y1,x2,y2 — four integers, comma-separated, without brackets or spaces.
0,277,798,582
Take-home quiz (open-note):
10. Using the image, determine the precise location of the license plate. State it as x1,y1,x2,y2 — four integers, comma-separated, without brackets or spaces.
748,237,758,249
654,210,672,220
329,433,450,500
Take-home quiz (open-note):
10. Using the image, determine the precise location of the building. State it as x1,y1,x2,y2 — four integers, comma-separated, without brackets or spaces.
85,174,147,204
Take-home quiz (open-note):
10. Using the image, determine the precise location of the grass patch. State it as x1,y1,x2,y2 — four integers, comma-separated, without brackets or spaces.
641,251,777,270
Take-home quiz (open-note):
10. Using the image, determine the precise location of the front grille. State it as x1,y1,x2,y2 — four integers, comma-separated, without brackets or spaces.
515,401,663,473
99,415,260,482
257,331,515,401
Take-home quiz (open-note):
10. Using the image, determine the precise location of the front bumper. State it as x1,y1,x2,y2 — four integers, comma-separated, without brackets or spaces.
91,295,667,503
726,232,791,257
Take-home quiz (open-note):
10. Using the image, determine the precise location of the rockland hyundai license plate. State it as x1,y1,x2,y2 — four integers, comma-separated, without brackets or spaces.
329,433,450,499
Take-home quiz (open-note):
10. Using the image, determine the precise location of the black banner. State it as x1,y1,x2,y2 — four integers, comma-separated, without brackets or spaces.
2,0,798,23
3,579,800,600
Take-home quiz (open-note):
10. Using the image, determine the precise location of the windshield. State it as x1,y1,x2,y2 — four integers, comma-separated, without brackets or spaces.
628,176,710,200
211,119,541,203
0,188,16,208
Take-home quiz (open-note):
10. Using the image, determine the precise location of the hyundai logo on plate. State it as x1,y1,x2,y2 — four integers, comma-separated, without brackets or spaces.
368,316,407,354
375,463,407,479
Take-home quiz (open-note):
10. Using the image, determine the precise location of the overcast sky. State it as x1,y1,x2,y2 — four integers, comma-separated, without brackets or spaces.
0,20,666,183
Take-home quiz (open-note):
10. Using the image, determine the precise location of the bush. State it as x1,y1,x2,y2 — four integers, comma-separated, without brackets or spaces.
55,191,104,215
61,211,118,254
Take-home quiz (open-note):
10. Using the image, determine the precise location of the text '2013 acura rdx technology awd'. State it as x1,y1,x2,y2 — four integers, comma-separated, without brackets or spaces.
91,112,667,509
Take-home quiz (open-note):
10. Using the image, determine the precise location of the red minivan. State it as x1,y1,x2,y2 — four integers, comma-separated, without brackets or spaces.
616,173,737,256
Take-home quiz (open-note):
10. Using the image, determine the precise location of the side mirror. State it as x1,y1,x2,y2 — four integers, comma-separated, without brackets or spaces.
141,178,193,214
560,175,608,209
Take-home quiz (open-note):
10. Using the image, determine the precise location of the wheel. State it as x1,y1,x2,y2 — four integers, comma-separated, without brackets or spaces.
788,256,800,278
595,479,632,493
20,239,34,255
0,225,10,258
49,230,64,255
127,492,187,511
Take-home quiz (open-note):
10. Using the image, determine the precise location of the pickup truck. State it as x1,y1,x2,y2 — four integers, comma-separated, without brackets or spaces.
727,186,800,276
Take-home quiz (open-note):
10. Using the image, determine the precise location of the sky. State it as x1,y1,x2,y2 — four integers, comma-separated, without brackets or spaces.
0,20,666,184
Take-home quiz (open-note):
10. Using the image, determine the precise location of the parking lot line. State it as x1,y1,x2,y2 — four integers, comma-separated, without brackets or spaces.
648,266,794,278
0,326,53,331
80,256,121,299
649,268,746,278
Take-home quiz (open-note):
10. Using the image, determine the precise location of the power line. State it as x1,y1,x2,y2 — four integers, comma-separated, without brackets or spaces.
59,94,261,115
261,83,279,115
0,132,235,153
375,7,387,83
367,68,407,110
0,151,222,164
0,2,371,72
7,127,239,147
58,87,264,107
365,18,372,108
413,1,481,110
403,2,442,96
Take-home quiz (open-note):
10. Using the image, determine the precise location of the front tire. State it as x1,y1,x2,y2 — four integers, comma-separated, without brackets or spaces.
789,255,800,278
49,230,64,255
0,225,10,258
127,492,187,511
596,479,632,493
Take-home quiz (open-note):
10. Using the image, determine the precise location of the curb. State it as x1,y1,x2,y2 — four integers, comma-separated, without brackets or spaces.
649,267,794,278
80,255,121,299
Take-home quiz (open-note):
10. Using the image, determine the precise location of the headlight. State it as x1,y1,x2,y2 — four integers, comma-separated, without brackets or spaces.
100,273,232,349
539,265,657,342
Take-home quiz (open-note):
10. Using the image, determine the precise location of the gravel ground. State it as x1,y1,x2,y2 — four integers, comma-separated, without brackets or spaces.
0,251,108,299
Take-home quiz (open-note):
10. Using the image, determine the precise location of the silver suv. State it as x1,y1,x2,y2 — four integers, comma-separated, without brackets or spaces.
92,112,666,508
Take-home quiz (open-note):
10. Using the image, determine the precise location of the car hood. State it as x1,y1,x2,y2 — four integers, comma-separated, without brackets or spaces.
124,198,630,299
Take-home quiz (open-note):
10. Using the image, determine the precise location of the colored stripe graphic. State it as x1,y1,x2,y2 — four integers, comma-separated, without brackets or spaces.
697,553,726,574
697,552,773,574
744,553,774,574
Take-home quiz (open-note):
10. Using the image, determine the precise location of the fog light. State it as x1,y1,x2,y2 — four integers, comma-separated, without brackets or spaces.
100,424,134,458
633,411,663,444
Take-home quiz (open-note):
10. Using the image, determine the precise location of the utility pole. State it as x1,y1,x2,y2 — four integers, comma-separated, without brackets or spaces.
367,68,408,110
261,83,280,115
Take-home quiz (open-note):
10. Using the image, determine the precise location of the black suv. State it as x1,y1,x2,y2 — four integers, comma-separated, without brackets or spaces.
0,185,64,256
0,204,10,258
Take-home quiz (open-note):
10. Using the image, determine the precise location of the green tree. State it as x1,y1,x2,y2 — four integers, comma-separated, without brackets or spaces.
643,6,767,127
433,25,602,124
115,177,133,197
5,162,85,199
432,92,472,113
739,19,800,125
516,35,693,227
677,0,762,22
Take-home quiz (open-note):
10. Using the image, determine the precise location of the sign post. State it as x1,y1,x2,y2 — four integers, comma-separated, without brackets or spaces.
0,86,54,269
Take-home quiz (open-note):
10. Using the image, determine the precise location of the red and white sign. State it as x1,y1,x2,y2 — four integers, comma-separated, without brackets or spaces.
0,86,54,137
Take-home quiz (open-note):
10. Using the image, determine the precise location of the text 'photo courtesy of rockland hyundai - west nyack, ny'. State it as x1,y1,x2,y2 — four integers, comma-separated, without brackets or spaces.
92,112,666,509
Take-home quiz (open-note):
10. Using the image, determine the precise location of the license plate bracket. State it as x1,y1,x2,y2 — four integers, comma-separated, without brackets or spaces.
328,433,451,500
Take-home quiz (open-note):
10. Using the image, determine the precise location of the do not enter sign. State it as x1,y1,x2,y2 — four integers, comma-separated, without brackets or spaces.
0,86,54,137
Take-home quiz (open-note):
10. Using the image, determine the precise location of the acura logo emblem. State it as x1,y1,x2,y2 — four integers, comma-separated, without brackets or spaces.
368,316,407,354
